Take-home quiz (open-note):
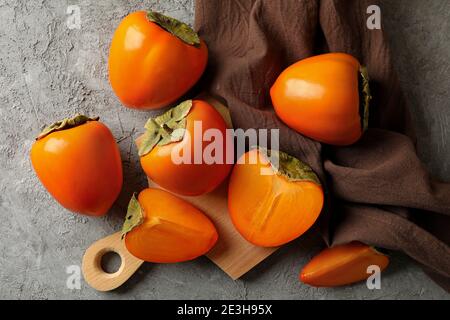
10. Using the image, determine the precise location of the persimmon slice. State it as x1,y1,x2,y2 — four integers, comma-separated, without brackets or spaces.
300,242,389,287
228,149,324,247
122,188,218,263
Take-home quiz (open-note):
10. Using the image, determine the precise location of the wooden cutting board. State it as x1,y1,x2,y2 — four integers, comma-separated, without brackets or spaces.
82,96,278,291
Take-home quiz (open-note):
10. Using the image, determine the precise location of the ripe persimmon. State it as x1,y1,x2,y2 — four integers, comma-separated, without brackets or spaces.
138,100,233,196
228,148,324,247
270,53,371,146
300,242,389,287
109,11,208,110
30,115,123,216
122,188,218,263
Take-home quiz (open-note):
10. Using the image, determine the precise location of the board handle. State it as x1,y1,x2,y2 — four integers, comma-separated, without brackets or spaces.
82,231,144,292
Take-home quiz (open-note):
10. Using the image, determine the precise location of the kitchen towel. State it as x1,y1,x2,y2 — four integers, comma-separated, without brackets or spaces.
194,0,450,290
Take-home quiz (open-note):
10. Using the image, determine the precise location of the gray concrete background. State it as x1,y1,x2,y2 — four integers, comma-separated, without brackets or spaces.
0,0,449,300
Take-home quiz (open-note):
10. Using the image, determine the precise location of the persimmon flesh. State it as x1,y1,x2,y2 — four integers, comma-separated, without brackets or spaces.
123,188,218,263
228,149,324,247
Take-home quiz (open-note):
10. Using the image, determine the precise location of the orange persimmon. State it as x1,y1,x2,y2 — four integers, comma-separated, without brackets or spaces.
228,148,324,247
122,188,218,263
270,53,371,146
138,99,233,196
300,242,389,287
30,115,123,216
109,11,208,110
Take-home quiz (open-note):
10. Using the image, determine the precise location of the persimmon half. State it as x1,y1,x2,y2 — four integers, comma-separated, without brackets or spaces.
122,188,218,263
109,11,208,110
138,99,233,196
228,148,324,247
30,115,123,216
270,53,371,146
300,242,389,287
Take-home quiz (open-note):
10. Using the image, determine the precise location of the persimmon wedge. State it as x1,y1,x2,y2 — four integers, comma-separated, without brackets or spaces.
228,148,324,247
30,115,123,216
271,53,371,146
138,99,233,196
122,188,218,263
300,242,389,287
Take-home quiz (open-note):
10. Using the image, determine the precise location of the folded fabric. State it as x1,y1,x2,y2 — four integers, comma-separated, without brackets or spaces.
194,0,450,290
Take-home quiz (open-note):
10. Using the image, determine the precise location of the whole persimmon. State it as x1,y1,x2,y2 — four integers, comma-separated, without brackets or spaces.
122,188,218,263
30,115,123,216
228,148,324,247
300,242,389,287
138,100,233,196
270,53,371,146
109,11,208,110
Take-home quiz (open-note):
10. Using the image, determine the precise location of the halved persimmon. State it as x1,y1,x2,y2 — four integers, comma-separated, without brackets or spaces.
228,148,324,247
300,242,389,287
122,188,218,263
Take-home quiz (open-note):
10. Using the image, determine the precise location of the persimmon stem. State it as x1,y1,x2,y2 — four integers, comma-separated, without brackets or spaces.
36,114,99,140
121,193,144,239
258,147,321,185
138,100,192,156
147,11,201,47
359,66,371,132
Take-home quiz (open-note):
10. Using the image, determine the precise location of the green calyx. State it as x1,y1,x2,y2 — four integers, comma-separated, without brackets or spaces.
138,100,193,157
359,66,371,132
258,147,321,185
147,11,201,47
121,193,144,239
36,114,99,140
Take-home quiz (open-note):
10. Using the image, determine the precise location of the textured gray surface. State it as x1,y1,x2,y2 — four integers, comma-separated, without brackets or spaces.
0,0,449,300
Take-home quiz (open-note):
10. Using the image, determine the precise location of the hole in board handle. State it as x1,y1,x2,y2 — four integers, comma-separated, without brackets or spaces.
100,251,122,274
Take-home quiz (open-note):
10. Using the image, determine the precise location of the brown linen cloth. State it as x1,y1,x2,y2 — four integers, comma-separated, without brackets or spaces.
194,0,450,290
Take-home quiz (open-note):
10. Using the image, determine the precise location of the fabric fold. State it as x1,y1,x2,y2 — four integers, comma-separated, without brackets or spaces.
195,0,450,289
